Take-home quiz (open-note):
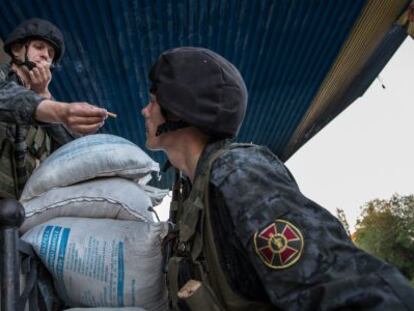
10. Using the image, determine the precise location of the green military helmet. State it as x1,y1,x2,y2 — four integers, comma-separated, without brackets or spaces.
149,47,248,139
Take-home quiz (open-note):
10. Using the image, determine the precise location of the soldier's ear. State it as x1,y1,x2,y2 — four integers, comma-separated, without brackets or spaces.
10,42,24,59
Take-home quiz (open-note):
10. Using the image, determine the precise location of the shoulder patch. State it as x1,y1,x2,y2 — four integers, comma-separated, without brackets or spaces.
253,219,304,269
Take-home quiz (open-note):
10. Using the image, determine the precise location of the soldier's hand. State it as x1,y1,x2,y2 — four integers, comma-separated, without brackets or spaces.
36,100,108,135
60,102,108,134
25,61,52,98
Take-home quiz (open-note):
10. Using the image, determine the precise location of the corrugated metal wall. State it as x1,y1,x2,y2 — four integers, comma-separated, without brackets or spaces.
0,0,371,188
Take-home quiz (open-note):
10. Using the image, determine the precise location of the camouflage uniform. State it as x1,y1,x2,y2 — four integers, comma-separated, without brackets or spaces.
174,139,414,310
0,63,75,199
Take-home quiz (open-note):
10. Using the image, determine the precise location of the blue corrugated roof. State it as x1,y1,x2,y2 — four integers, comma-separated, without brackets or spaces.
0,0,408,188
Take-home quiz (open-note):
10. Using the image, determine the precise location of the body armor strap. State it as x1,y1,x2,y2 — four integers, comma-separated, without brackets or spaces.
167,143,273,310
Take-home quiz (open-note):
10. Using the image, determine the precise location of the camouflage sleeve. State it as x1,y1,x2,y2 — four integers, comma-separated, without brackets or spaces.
0,77,79,150
211,145,414,310
0,79,45,125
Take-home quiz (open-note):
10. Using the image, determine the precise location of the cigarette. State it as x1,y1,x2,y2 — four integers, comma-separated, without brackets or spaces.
107,111,117,118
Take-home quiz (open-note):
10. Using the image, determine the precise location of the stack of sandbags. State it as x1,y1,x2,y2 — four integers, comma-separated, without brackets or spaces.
19,134,169,311
20,134,160,203
19,133,166,231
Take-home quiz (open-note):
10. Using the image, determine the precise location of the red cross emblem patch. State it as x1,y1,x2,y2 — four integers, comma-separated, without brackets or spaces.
254,219,304,269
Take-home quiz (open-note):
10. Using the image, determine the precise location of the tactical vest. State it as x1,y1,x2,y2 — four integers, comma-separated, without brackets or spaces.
0,122,51,199
167,143,273,311
0,65,51,199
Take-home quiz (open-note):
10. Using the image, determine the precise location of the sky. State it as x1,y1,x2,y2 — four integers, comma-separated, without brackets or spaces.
285,38,414,231
154,38,414,229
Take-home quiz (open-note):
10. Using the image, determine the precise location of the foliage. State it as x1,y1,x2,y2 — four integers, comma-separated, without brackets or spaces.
354,194,414,283
336,207,351,237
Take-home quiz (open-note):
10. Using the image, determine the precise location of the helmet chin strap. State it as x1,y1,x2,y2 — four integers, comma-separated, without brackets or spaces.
11,41,55,71
12,58,37,71
156,120,189,136
155,106,190,136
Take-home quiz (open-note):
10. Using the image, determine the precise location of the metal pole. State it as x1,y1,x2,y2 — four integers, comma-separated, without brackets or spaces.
0,199,25,311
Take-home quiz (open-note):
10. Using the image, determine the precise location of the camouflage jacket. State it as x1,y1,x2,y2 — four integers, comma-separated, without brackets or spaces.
0,63,76,147
0,63,76,198
186,139,414,310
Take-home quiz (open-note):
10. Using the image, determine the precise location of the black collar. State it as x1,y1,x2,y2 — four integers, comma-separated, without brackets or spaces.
194,139,233,179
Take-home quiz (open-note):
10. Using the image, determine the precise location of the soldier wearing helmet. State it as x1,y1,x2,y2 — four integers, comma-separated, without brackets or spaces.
0,18,108,199
142,47,414,310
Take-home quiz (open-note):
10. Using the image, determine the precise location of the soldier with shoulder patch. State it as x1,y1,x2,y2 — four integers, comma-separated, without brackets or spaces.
141,47,414,310
0,18,108,199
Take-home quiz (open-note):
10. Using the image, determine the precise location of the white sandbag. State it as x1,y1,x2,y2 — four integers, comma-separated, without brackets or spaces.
20,178,154,233
21,134,159,202
140,185,169,207
22,218,168,310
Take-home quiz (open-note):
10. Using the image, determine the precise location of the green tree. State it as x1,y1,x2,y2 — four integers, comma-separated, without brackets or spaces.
354,194,414,284
336,207,351,237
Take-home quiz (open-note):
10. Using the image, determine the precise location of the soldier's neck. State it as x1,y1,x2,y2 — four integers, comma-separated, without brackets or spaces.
165,128,209,182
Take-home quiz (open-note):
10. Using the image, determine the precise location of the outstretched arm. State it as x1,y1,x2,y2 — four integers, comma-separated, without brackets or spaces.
35,100,107,135
0,79,107,135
